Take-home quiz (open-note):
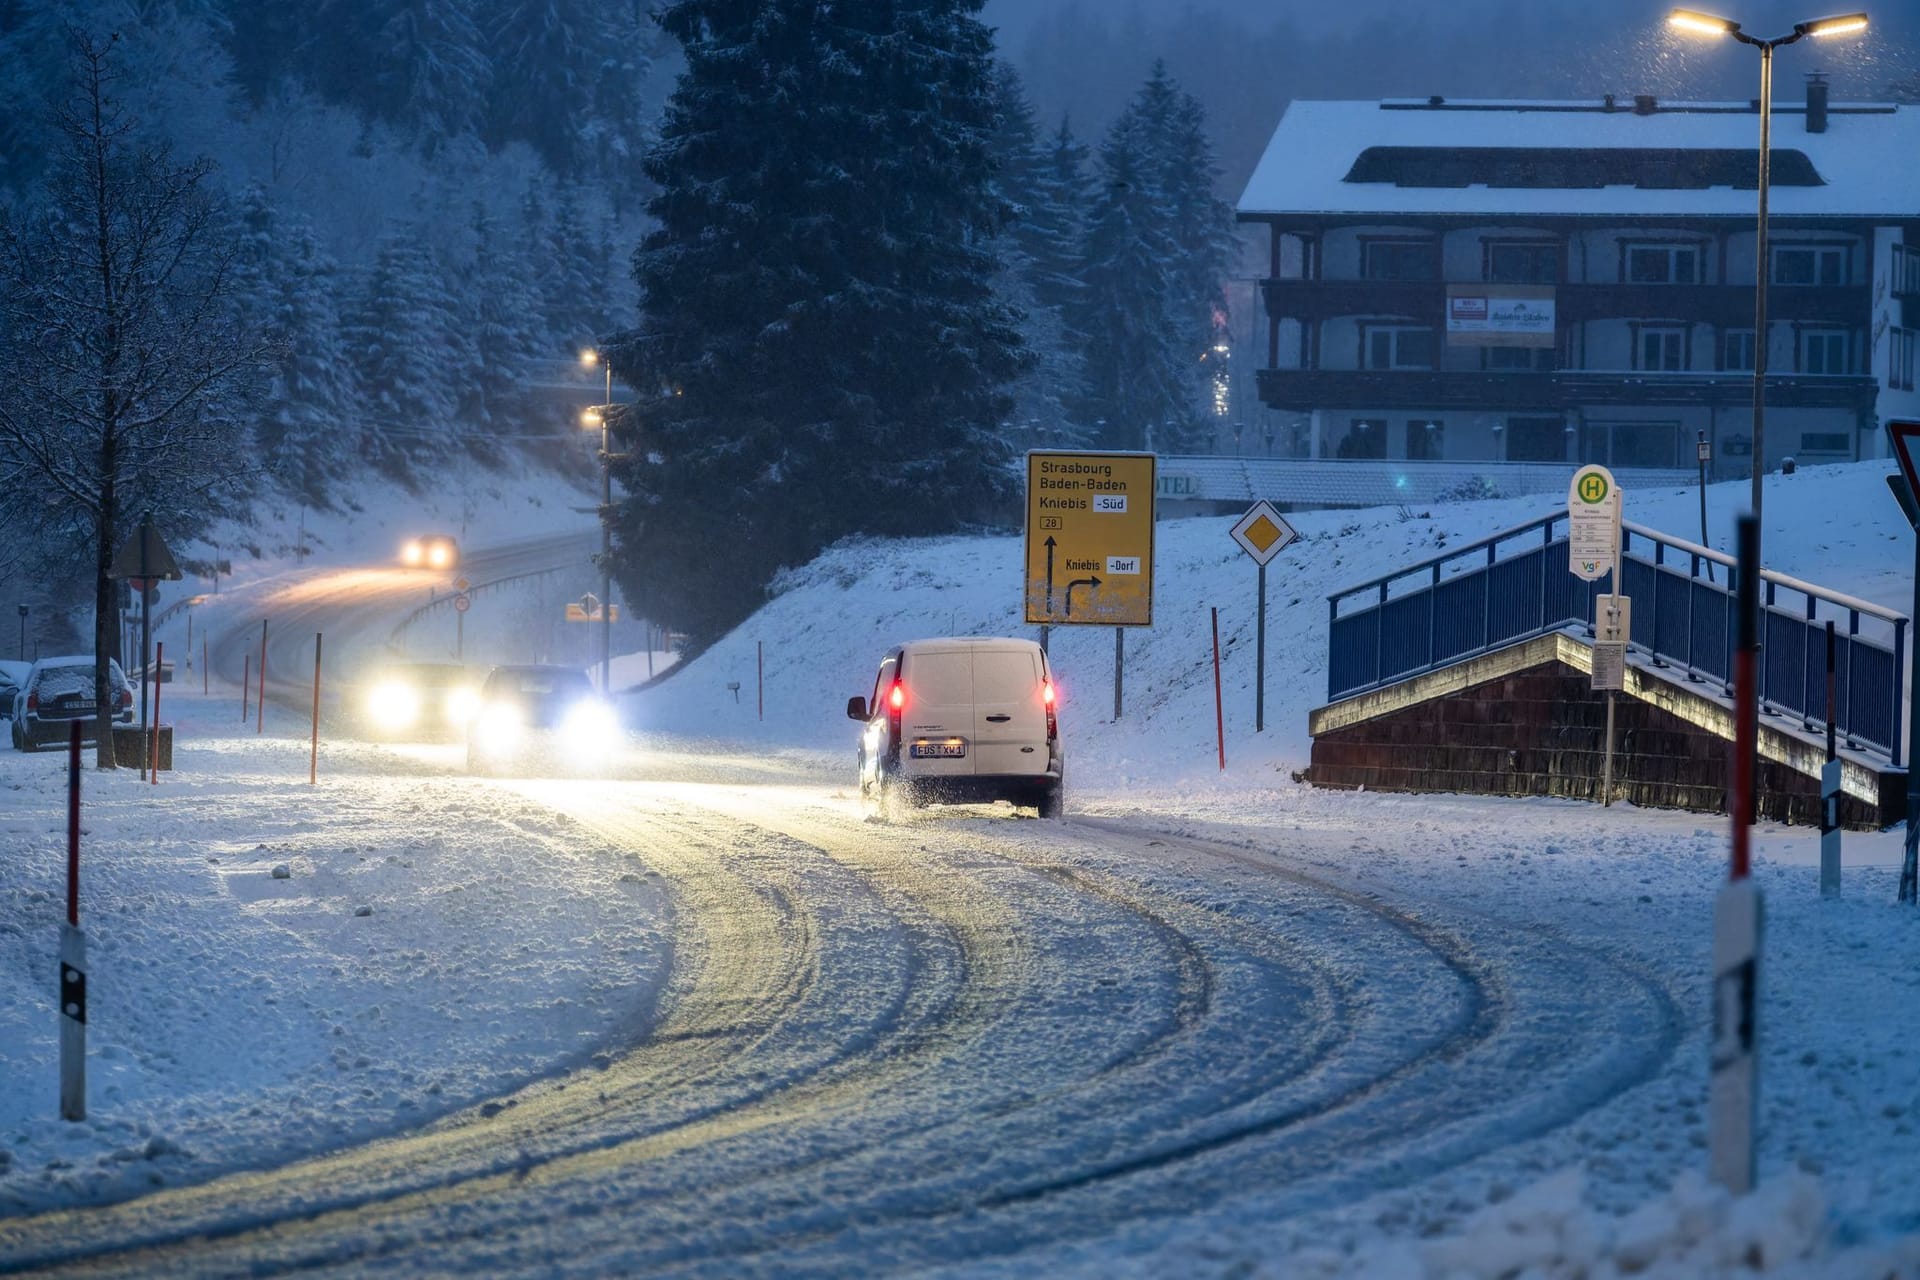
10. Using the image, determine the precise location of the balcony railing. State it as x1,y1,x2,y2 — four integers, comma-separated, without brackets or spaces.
1255,367,1880,413
1325,510,1907,766
1260,278,1863,329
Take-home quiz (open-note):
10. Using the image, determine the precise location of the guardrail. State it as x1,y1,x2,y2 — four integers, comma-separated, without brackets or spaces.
1326,510,1907,766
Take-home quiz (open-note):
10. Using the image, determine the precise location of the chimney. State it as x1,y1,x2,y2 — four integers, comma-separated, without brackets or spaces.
1806,72,1829,133
1634,94,1658,116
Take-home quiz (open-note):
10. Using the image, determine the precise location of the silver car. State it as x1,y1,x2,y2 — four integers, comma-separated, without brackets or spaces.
11,656,134,752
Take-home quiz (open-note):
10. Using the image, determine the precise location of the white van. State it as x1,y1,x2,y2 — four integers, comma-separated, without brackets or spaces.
847,637,1063,820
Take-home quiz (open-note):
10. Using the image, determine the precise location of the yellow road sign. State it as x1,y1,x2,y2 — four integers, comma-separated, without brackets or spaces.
1024,451,1155,626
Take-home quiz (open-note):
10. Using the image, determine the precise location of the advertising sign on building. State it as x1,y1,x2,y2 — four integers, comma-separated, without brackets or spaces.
1445,284,1556,348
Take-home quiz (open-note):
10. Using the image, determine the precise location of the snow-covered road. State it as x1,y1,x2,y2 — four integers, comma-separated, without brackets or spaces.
1,760,1691,1277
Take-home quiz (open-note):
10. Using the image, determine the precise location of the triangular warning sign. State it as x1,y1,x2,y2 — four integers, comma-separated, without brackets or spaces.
108,516,183,581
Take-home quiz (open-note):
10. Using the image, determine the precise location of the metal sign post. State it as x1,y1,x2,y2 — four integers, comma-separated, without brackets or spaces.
1572,466,1627,803
1696,432,1715,583
1227,500,1298,735
1886,420,1920,905
1710,514,1763,1195
1820,620,1840,897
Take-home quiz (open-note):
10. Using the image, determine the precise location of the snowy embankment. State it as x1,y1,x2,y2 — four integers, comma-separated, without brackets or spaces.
0,718,671,1212
0,459,1914,1277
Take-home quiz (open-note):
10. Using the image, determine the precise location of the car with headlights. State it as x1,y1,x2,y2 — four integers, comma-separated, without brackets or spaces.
0,660,30,717
848,637,1063,820
359,661,482,740
11,656,135,752
399,534,459,571
466,664,620,776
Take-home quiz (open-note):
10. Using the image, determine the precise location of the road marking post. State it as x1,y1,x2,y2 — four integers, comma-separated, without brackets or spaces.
241,654,250,723
202,638,208,696
257,619,267,735
61,720,84,1121
757,640,764,722
1114,627,1124,721
1710,513,1763,1195
1211,607,1225,771
148,642,163,784
309,633,323,785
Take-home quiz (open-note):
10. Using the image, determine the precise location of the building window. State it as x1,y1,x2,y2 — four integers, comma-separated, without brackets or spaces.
1636,327,1686,372
1799,432,1850,454
1363,325,1434,370
1892,328,1917,391
1407,419,1445,460
1801,329,1848,375
1506,417,1567,462
1338,418,1387,459
1896,246,1920,298
1772,244,1846,286
1361,239,1437,281
1482,346,1554,372
1486,241,1559,284
1724,329,1756,372
1612,422,1683,468
1625,243,1700,284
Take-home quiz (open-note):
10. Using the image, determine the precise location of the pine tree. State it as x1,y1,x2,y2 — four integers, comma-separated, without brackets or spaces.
1074,62,1235,453
609,0,1026,646
343,230,466,483
1074,136,1185,452
461,200,544,455
987,67,1088,448
265,216,357,502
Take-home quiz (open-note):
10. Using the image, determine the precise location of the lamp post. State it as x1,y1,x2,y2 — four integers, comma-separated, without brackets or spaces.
581,349,615,696
1667,9,1868,555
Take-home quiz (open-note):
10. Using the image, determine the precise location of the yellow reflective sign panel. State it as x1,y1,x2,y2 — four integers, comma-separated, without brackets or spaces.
1024,451,1156,626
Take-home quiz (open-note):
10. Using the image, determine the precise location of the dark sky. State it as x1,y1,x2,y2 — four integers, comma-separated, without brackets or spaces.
982,0,1918,194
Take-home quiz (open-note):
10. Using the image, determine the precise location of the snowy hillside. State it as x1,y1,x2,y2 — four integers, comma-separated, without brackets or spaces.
633,459,1912,782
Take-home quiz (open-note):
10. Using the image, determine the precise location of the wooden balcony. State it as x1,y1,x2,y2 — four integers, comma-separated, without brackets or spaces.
1259,278,1866,329
1254,367,1880,413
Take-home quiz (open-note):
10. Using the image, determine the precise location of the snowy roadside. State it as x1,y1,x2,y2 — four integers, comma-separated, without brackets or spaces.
0,692,672,1213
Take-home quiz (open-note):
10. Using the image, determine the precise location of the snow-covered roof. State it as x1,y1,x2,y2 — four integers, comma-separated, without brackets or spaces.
1237,98,1920,220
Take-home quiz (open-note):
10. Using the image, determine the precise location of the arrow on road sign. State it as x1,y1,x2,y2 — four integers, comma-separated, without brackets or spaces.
1063,576,1101,618
1043,536,1056,614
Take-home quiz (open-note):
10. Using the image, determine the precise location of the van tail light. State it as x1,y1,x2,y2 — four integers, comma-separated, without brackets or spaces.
1042,681,1057,741
886,680,905,743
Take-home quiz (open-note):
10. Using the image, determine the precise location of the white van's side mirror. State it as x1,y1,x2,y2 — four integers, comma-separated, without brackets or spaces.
846,696,868,721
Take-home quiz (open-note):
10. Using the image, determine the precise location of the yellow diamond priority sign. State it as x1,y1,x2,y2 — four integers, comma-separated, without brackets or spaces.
1229,500,1298,567
1024,451,1156,625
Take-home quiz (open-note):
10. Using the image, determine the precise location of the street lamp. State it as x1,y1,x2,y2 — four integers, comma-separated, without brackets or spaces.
1667,8,1868,551
578,377,613,696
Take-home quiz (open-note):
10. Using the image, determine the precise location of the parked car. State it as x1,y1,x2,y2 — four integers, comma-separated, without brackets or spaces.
399,534,459,571
0,659,30,717
360,661,482,740
848,637,1063,820
11,656,134,752
466,664,620,776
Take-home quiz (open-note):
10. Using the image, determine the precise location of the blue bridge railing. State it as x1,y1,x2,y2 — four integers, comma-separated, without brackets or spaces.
1326,510,1908,767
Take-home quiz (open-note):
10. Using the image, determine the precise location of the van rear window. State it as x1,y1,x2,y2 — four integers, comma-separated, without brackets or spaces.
905,652,972,706
973,650,1038,695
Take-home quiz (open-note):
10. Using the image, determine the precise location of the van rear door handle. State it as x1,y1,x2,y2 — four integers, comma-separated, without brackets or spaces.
985,713,1012,723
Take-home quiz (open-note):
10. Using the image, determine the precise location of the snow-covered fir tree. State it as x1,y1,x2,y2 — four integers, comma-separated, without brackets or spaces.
1074,62,1234,453
343,230,470,482
610,0,1027,646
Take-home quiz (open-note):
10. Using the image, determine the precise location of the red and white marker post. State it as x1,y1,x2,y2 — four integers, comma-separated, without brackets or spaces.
256,619,268,735
1710,514,1763,1194
148,641,163,784
309,633,323,785
60,720,85,1121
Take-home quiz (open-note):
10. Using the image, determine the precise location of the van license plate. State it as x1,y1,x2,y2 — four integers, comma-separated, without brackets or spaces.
911,741,966,759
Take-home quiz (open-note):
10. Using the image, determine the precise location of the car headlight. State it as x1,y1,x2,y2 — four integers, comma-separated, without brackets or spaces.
445,687,480,726
368,681,420,730
401,539,424,567
427,542,452,569
474,703,523,752
563,701,620,748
